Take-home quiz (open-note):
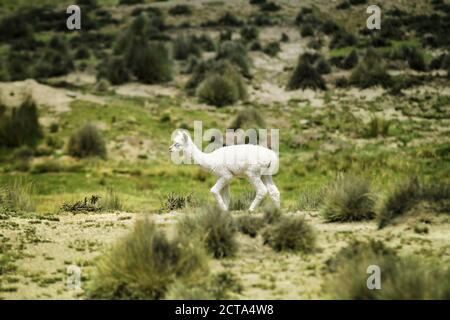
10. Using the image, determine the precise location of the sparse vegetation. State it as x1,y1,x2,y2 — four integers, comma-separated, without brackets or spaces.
86,218,208,299
327,240,450,299
0,179,35,213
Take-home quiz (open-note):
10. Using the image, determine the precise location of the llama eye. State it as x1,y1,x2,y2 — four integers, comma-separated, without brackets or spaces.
175,143,180,147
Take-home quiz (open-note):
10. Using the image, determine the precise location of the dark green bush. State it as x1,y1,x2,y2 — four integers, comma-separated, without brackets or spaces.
119,0,144,5
113,14,172,84
329,30,357,49
169,5,192,16
216,41,251,77
263,41,281,57
97,55,130,85
341,50,358,70
197,75,239,107
300,25,314,37
320,174,375,222
388,44,426,71
0,98,42,148
217,12,243,27
195,61,247,107
316,58,331,74
33,36,74,78
172,35,201,60
287,55,326,90
128,42,172,84
262,215,316,253
350,48,392,88
240,25,259,41
229,108,266,130
67,123,107,158
260,2,281,12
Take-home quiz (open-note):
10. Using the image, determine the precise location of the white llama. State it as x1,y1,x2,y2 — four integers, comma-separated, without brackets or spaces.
169,130,280,211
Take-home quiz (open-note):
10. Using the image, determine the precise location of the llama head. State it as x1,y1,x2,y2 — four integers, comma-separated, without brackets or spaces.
169,129,191,153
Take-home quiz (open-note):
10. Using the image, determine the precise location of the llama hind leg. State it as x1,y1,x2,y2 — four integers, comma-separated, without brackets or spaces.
210,176,230,211
221,184,230,210
262,175,280,208
248,175,267,212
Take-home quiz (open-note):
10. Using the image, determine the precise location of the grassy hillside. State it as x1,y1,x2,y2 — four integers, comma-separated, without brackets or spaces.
0,0,449,299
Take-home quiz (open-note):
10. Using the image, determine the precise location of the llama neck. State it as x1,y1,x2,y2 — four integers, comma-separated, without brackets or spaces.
186,139,209,168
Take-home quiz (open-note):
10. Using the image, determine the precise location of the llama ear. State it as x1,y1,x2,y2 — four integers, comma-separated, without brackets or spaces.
181,131,188,142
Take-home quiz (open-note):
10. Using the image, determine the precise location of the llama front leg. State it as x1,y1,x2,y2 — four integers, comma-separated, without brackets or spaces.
210,177,230,211
262,175,280,208
248,175,267,212
221,184,230,210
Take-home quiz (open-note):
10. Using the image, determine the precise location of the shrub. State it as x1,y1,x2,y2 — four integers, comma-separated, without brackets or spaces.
235,215,265,237
262,215,316,253
97,55,130,85
216,41,251,77
300,25,314,37
196,34,215,52
67,123,107,158
228,191,255,211
159,193,195,213
0,179,35,213
280,32,289,42
61,195,102,213
315,58,331,74
329,30,356,49
240,25,259,42
86,218,208,299
229,108,266,130
166,270,242,300
350,48,392,88
320,174,375,222
364,116,391,138
341,50,358,70
169,5,192,16
217,12,243,27
178,205,238,259
307,38,323,50
263,41,281,57
260,2,281,12
100,188,123,211
172,35,201,60
321,20,340,35
388,45,426,71
33,36,74,78
114,14,172,84
0,98,42,148
127,42,172,84
377,178,420,228
262,205,282,224
119,0,144,4
287,55,326,90
297,187,325,210
197,75,239,107
196,61,247,107
326,240,450,299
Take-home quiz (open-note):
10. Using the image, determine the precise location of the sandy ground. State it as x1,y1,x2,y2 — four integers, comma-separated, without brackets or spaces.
1,209,448,300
